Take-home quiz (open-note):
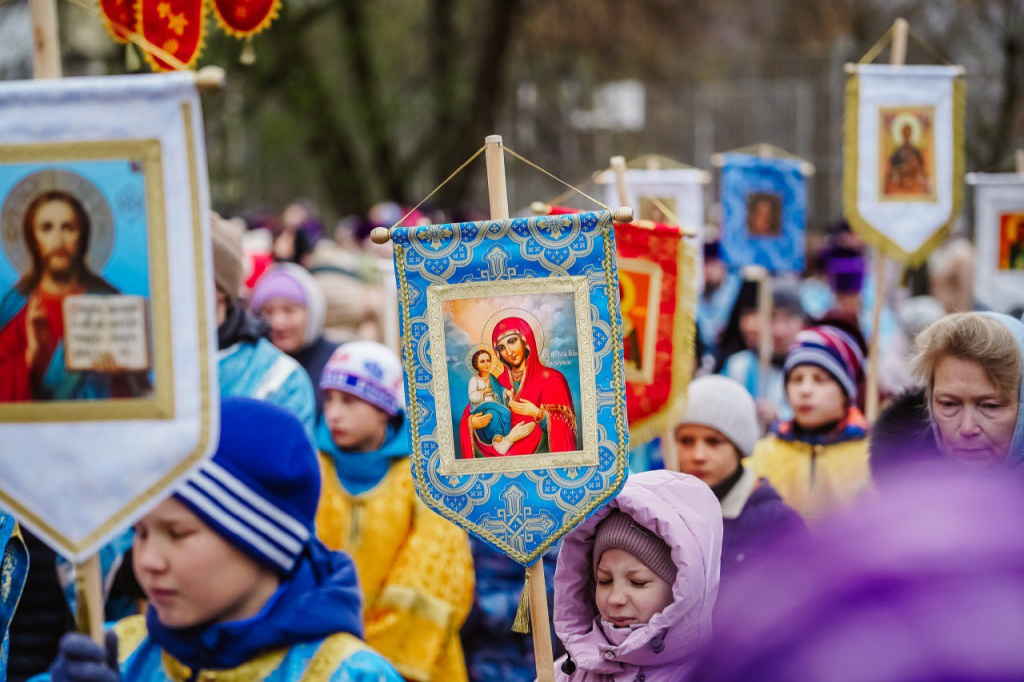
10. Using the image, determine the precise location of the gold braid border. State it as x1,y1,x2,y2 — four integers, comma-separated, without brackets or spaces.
626,237,697,447
396,213,630,567
843,72,967,267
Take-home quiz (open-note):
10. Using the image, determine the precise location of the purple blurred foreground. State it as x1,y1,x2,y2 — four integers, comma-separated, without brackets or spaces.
695,463,1024,681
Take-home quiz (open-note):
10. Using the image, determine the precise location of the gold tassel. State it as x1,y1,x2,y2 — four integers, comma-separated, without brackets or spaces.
240,36,256,65
511,569,531,634
126,44,141,72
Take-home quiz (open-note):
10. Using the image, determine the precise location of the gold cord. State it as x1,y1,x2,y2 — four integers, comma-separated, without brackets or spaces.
502,145,612,212
385,146,486,233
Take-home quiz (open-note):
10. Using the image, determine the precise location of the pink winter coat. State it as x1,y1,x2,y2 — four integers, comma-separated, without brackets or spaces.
553,471,723,681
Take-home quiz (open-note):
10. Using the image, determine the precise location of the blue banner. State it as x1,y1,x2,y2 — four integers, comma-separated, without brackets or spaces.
391,210,629,566
720,153,807,273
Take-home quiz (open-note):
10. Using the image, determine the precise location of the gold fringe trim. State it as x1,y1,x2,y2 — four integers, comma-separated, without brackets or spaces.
511,569,531,634
212,0,282,39
842,71,967,267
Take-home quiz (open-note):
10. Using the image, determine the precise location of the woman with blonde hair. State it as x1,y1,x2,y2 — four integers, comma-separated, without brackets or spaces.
906,312,1024,469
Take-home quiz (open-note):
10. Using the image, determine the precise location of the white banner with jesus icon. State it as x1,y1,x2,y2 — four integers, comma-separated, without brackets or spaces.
391,210,629,566
0,73,218,561
844,64,965,265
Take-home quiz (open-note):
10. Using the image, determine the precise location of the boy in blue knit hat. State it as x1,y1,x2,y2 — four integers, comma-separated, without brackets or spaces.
43,397,401,681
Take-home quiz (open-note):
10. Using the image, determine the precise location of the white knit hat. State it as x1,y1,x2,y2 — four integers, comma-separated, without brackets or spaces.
320,341,406,416
676,375,760,457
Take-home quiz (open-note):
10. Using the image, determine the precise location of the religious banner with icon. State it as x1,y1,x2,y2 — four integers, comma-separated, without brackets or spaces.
844,64,965,265
392,210,629,566
595,164,708,288
966,172,1024,312
719,153,807,273
0,73,217,562
544,205,696,448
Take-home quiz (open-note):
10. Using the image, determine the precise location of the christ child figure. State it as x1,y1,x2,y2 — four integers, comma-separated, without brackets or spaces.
468,348,515,454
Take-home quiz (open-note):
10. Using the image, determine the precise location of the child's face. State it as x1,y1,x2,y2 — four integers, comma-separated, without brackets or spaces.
739,310,760,350
133,498,280,629
674,424,741,488
260,297,308,353
595,548,673,627
787,364,847,429
475,353,492,374
323,388,391,452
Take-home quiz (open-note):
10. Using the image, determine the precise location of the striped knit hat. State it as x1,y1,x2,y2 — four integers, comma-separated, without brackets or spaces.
783,325,865,400
175,397,319,576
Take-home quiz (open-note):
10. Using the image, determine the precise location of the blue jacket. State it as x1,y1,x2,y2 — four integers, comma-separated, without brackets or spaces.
32,540,400,681
461,538,561,682
218,337,316,437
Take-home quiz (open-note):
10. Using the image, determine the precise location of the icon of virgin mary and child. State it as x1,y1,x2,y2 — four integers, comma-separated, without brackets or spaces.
458,315,579,458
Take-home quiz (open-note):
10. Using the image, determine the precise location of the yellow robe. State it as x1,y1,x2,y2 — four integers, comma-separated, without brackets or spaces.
316,456,474,682
748,435,871,519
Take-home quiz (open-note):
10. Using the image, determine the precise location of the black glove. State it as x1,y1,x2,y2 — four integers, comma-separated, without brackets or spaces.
49,631,120,682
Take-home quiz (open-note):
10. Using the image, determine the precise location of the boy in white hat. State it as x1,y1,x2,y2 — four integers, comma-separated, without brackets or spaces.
314,342,474,682
674,375,804,585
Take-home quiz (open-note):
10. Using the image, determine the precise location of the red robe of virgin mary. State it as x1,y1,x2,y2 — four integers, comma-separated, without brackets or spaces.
459,316,578,458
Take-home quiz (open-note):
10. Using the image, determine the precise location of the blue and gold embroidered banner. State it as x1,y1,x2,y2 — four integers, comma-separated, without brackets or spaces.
392,210,629,566
720,153,807,274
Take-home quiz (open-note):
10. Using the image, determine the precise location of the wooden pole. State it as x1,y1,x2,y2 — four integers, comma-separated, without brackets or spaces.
29,0,62,79
30,0,105,643
610,155,630,209
485,135,555,682
1015,149,1024,176
741,265,773,400
75,554,105,644
865,18,908,422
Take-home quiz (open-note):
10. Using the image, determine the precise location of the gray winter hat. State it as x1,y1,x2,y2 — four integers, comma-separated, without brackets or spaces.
593,510,677,586
676,375,760,458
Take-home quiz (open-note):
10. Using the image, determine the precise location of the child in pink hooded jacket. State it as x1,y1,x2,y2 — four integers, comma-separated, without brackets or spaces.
553,470,723,681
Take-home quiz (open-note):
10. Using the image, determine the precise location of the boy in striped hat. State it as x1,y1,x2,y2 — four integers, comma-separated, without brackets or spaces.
748,325,872,519
45,397,401,681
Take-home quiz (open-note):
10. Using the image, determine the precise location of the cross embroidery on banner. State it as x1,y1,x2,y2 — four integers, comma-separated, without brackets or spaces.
480,484,555,553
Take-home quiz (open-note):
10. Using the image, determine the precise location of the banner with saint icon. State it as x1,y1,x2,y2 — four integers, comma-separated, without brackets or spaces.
844,64,965,265
543,206,696,448
966,172,1024,312
0,73,217,561
391,210,629,565
719,153,808,273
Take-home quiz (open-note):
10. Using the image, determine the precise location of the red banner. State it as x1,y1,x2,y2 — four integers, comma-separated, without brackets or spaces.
545,207,697,446
137,0,206,71
212,0,281,37
99,0,138,43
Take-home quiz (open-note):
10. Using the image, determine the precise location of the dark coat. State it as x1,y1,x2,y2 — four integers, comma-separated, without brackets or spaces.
869,388,942,484
720,467,806,585
291,335,339,416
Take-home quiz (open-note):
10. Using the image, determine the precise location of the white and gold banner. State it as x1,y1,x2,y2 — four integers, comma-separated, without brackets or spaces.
967,172,1024,312
844,64,965,265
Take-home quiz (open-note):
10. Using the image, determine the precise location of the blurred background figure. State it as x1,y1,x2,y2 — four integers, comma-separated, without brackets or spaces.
719,279,808,428
929,238,985,314
250,262,339,416
693,465,1024,681
697,239,741,363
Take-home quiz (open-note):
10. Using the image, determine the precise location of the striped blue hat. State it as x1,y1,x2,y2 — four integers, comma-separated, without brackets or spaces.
783,325,864,400
175,397,319,576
